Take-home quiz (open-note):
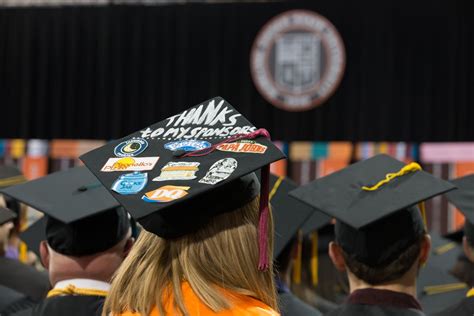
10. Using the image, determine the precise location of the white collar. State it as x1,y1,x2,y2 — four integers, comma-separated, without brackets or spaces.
54,279,111,292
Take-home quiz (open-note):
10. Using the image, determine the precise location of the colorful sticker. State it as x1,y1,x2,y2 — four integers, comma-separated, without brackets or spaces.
114,138,148,157
199,158,238,185
142,185,190,203
101,157,159,172
111,172,148,195
164,140,211,152
153,162,200,182
216,140,267,154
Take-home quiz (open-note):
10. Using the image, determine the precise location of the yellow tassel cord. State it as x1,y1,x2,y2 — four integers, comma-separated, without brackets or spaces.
466,288,474,298
0,175,27,188
424,283,467,296
269,176,284,201
310,231,318,286
292,230,303,285
361,162,427,229
18,205,29,263
434,242,457,255
47,285,108,298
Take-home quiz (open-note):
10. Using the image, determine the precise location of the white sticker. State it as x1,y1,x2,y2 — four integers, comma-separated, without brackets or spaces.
199,158,238,185
153,162,200,181
101,157,159,172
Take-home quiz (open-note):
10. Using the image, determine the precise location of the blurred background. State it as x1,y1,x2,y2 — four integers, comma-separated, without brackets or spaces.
0,0,473,233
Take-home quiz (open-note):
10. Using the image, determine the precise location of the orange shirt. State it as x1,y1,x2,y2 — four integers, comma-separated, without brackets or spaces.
116,283,279,316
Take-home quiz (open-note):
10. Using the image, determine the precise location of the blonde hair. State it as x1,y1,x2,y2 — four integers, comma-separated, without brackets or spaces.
103,196,277,316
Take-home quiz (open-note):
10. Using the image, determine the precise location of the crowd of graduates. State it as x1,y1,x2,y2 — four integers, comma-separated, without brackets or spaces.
1,98,474,316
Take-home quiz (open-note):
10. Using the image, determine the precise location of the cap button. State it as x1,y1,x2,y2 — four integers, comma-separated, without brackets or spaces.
173,150,185,158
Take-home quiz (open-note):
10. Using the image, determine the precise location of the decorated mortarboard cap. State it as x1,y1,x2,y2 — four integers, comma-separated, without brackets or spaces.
80,97,286,269
270,175,316,259
0,207,16,225
417,264,467,314
0,166,26,188
0,167,130,256
289,154,455,267
445,175,474,244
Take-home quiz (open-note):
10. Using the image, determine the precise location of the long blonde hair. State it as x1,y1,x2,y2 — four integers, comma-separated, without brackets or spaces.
103,196,277,315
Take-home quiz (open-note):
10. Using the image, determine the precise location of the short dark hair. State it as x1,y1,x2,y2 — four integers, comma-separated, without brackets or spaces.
341,235,424,285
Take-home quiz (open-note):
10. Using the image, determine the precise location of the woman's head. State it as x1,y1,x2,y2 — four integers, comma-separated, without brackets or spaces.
104,195,277,316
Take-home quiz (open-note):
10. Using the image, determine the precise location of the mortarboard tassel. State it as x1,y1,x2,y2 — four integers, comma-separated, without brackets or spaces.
310,231,318,286
360,162,428,230
292,230,303,284
179,128,272,271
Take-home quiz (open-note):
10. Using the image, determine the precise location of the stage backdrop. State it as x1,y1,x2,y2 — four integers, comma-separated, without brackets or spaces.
0,0,473,141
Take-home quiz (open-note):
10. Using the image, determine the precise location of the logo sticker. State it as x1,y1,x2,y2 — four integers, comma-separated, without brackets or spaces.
153,162,200,182
114,138,148,157
142,185,190,203
216,140,267,154
164,140,211,152
199,158,238,185
250,10,346,111
111,172,148,195
101,157,159,172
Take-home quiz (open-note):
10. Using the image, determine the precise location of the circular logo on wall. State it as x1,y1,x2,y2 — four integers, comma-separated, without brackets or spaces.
250,10,346,111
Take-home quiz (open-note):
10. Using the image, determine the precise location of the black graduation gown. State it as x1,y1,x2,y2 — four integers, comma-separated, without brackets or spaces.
0,257,50,301
324,288,426,316
10,295,105,316
430,296,474,316
279,292,323,316
0,285,35,316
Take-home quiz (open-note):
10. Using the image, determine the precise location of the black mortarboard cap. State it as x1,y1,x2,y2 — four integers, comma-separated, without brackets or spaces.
289,154,455,266
0,207,16,225
0,166,26,188
79,97,286,240
0,167,130,256
417,264,467,314
270,174,316,259
445,175,474,244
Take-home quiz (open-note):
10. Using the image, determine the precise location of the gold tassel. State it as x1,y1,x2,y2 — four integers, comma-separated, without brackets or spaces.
362,162,422,191
311,231,318,286
418,201,427,231
292,230,303,285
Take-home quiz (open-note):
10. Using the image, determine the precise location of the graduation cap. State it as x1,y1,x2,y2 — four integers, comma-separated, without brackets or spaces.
417,264,467,314
19,217,46,257
0,207,16,225
0,166,26,188
445,174,474,244
289,154,455,267
0,167,131,256
80,97,286,270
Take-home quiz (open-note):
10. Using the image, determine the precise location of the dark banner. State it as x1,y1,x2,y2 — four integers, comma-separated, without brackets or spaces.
0,0,472,141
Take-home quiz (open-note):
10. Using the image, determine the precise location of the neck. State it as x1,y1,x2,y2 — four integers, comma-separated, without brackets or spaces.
347,267,418,298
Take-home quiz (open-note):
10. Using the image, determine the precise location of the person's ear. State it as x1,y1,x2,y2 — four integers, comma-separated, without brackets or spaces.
463,237,474,262
419,234,432,266
39,241,50,269
329,241,347,272
122,237,135,258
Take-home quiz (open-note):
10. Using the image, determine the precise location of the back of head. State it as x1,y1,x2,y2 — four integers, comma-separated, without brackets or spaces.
104,196,277,316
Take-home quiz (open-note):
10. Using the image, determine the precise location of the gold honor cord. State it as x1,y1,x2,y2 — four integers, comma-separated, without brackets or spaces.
47,285,108,298
310,231,318,286
0,175,26,188
361,162,427,229
423,283,468,296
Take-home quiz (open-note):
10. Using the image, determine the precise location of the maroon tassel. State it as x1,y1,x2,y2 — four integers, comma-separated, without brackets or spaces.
258,164,270,271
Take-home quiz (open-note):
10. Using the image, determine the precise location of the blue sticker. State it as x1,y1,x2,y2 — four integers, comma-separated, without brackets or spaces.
111,172,148,195
164,140,211,152
114,138,148,157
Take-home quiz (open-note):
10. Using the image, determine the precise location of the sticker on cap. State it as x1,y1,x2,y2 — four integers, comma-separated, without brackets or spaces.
216,140,267,154
199,158,238,185
142,185,190,203
114,138,148,157
164,140,211,152
111,172,148,195
153,162,200,182
101,157,159,172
